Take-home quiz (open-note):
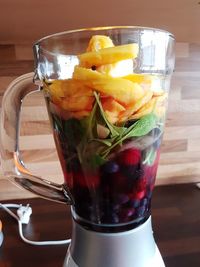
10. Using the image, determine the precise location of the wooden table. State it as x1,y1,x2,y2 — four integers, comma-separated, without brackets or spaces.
0,183,200,267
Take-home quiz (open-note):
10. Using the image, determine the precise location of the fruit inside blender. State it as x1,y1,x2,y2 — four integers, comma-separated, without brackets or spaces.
43,35,167,232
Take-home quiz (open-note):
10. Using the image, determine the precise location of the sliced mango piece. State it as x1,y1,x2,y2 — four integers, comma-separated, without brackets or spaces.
97,59,133,77
78,43,139,68
119,90,153,122
87,35,114,52
45,80,65,98
60,96,94,112
46,79,93,98
130,93,167,119
63,80,93,97
102,98,126,114
73,66,144,105
123,74,153,84
129,98,157,120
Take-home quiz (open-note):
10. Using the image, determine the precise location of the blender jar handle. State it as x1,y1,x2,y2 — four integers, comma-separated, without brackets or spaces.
0,73,72,204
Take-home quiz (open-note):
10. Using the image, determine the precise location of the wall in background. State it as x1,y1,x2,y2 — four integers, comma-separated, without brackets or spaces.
0,0,200,44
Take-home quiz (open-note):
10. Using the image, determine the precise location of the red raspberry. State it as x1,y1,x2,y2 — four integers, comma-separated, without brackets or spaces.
135,190,145,200
136,177,147,192
118,148,141,166
129,190,145,200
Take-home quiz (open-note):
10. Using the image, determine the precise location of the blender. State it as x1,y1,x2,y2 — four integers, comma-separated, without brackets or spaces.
0,27,175,267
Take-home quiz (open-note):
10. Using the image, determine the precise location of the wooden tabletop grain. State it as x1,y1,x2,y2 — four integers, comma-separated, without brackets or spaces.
0,183,200,267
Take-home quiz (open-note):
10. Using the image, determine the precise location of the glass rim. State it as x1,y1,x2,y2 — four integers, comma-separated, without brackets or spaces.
34,25,175,48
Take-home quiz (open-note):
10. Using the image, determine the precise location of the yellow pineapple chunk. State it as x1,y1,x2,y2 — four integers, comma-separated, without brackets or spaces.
86,35,114,52
60,96,94,112
73,66,143,105
78,43,139,68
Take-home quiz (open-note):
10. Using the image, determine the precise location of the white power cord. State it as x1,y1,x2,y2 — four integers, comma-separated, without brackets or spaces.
0,203,71,246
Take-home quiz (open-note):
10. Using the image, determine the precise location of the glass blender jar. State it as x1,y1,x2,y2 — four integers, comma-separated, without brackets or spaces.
0,27,175,267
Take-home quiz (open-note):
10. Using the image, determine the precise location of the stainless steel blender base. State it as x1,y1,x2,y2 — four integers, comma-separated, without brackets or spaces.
63,216,165,267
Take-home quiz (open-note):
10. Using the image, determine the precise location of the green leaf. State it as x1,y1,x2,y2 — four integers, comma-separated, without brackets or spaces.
125,113,157,138
80,101,97,139
101,113,158,158
89,154,107,169
63,118,84,144
91,138,112,147
94,92,121,137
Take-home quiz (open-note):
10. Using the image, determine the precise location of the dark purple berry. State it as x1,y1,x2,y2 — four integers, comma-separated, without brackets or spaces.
125,208,135,217
146,190,153,199
129,199,140,208
137,205,146,217
122,166,143,180
119,208,136,221
141,198,148,206
102,161,119,174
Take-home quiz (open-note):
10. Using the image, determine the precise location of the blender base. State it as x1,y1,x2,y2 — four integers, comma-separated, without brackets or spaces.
64,216,165,267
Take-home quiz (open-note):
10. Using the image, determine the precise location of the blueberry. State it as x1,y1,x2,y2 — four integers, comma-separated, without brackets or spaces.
121,166,143,181
146,190,153,199
102,161,119,174
129,199,140,208
137,205,146,217
141,198,148,206
111,213,120,223
125,208,135,217
119,208,136,221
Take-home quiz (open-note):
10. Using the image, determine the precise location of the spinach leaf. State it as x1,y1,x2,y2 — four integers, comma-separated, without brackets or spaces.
101,113,157,158
124,113,157,138
89,154,107,169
